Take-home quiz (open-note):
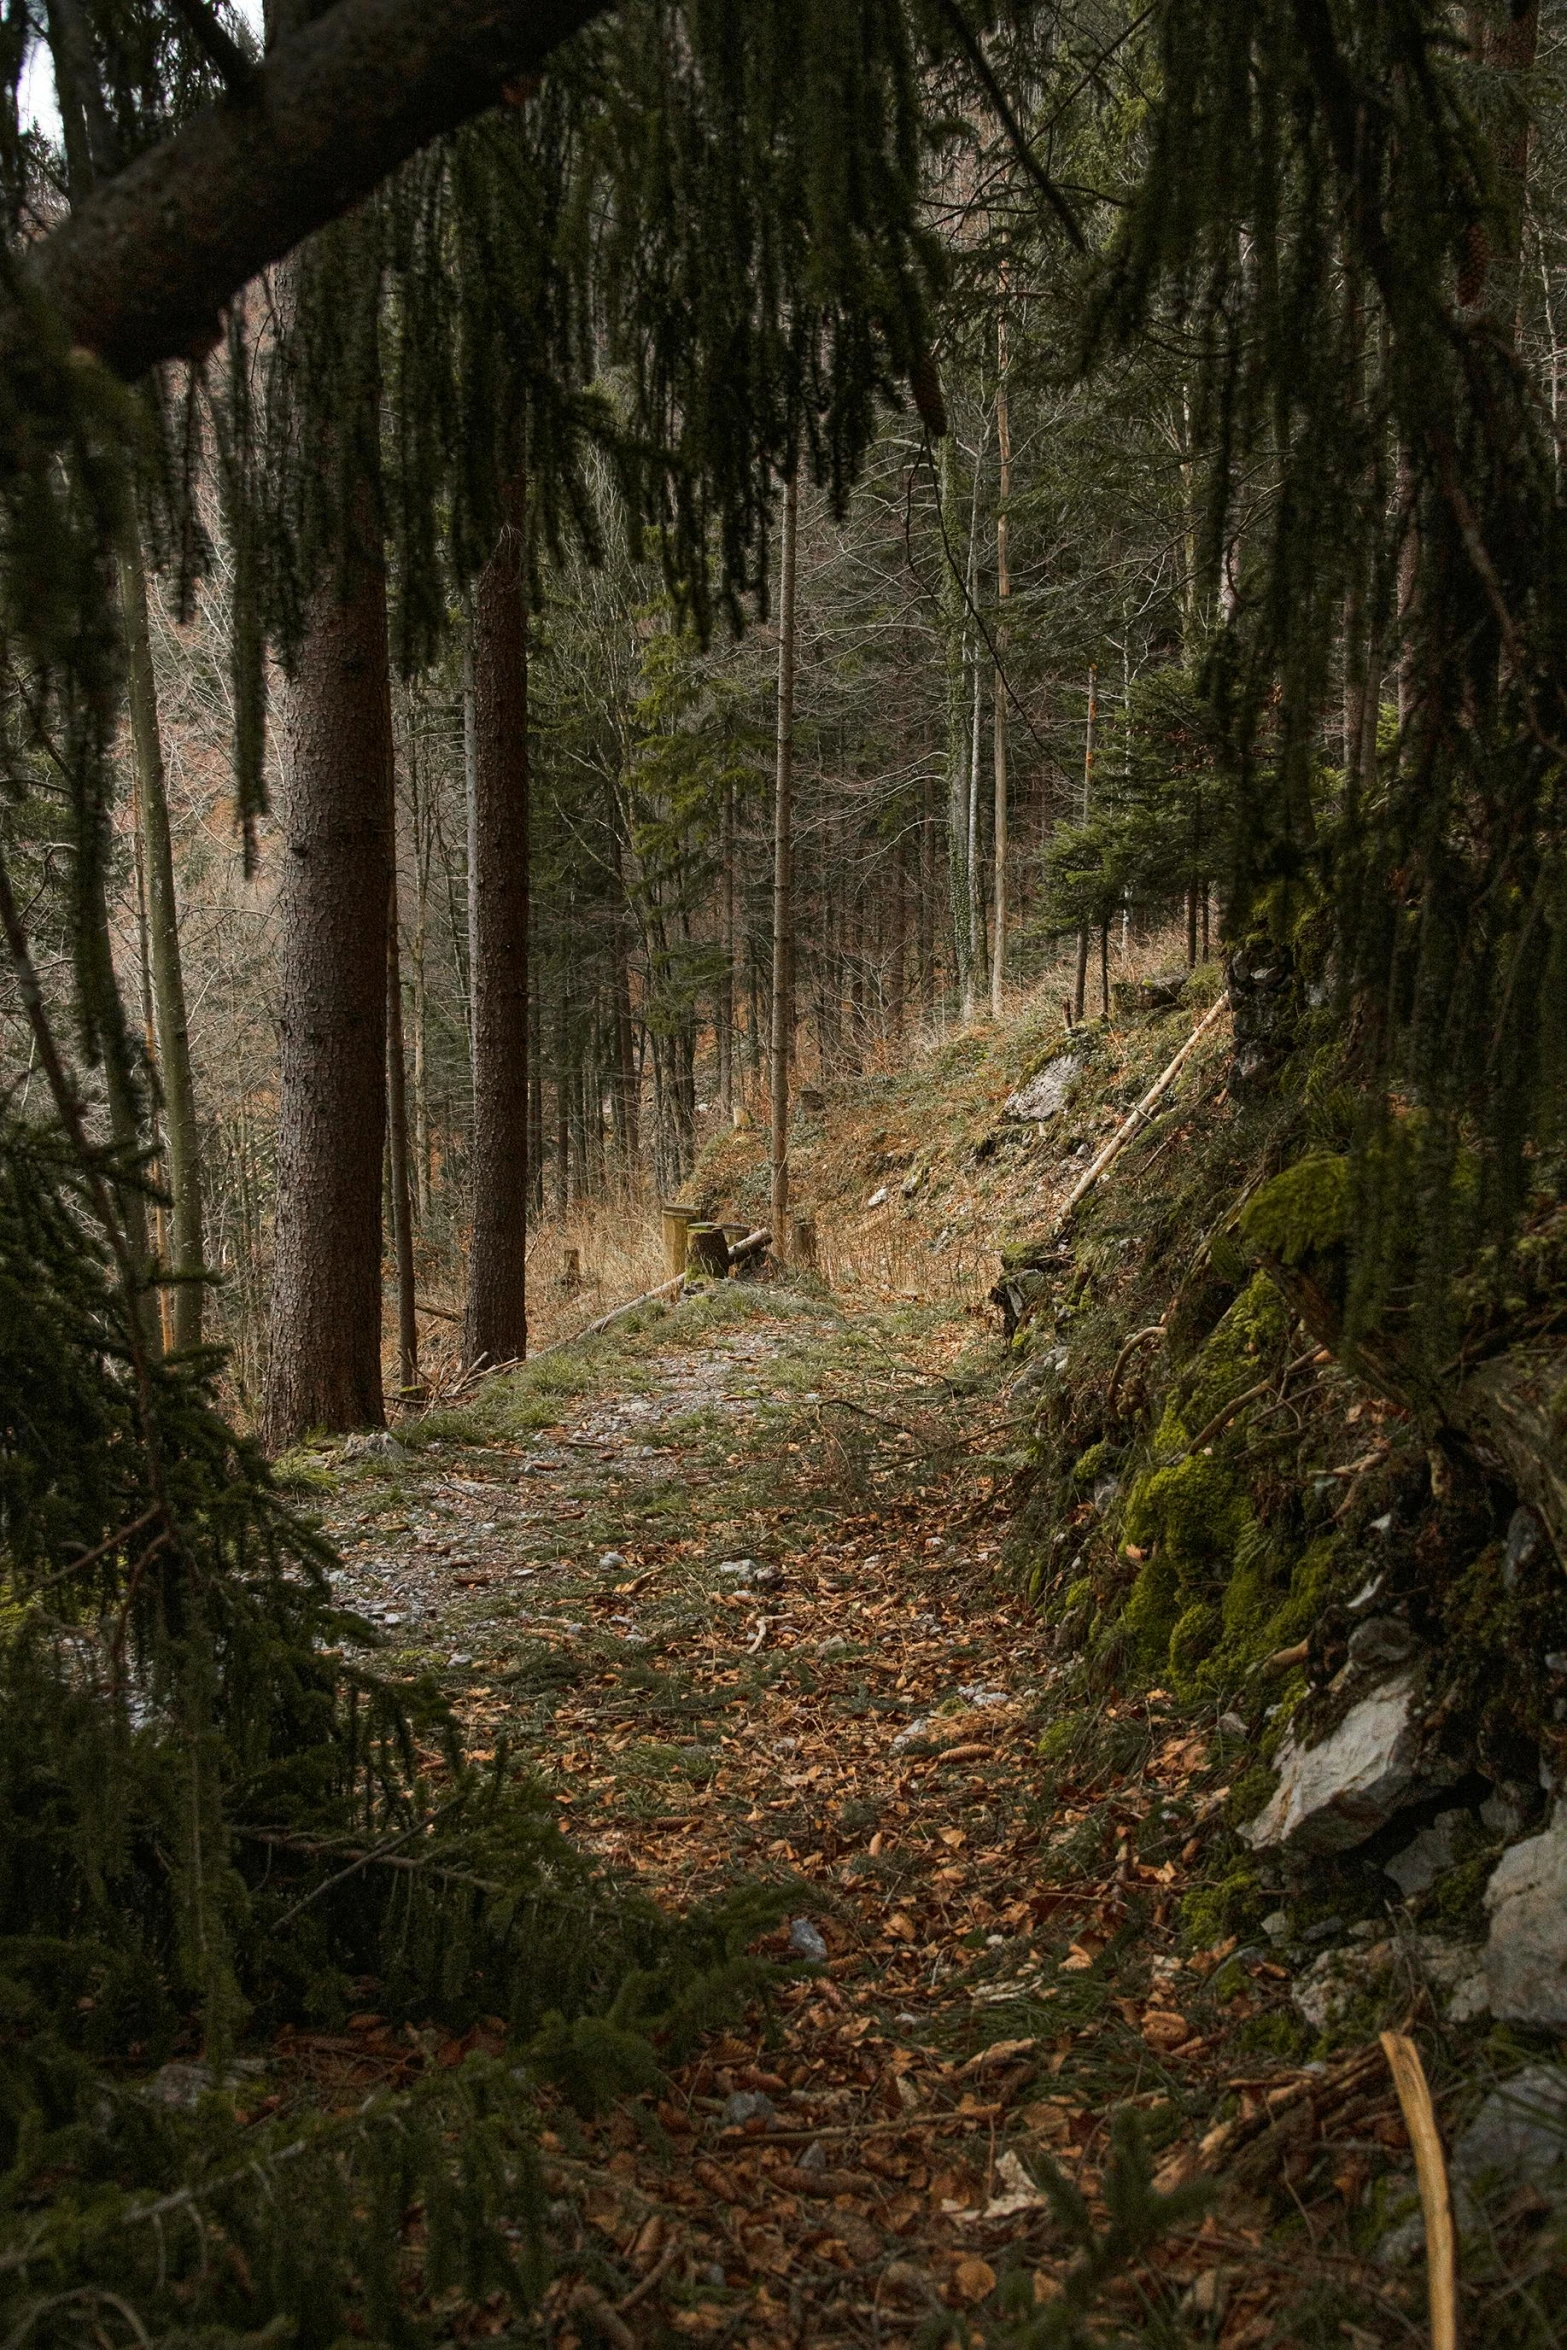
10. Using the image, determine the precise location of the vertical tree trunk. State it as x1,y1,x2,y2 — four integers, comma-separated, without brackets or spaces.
463,633,480,1073
462,475,529,1371
119,528,204,1351
386,868,418,1393
991,289,1011,1021
528,977,545,1213
554,986,570,1213
409,694,433,1218
718,778,736,1120
889,833,907,1039
919,765,936,1018
265,501,394,1444
770,472,798,1254
1075,662,1097,1023
610,823,640,1172
967,648,986,1014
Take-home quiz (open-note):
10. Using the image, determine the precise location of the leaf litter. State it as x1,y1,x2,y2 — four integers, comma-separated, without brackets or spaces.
291,1292,1440,2347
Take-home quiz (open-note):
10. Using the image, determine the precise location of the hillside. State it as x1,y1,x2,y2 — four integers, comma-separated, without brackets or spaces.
263,938,1567,2345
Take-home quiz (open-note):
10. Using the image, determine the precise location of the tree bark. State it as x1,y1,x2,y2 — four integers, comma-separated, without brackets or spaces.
28,0,614,383
718,778,735,1119
386,866,419,1393
769,472,798,1254
264,507,394,1444
119,526,204,1352
462,474,530,1370
991,293,1011,1023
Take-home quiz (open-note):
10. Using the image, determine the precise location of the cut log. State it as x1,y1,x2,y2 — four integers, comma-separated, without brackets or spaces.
727,1227,772,1267
687,1222,732,1279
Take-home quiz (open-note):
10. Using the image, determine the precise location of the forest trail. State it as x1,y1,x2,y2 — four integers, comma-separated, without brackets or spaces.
295,1280,1423,2349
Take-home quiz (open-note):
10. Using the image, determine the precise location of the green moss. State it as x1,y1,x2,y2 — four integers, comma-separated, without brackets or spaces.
1124,1452,1252,1592
1241,1153,1351,1266
1123,1550,1181,1664
1180,1862,1263,1952
1169,1601,1221,1678
1070,1439,1119,1491
1177,1273,1291,1436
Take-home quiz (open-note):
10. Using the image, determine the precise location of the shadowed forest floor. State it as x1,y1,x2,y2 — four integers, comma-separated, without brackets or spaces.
269,1281,1467,2349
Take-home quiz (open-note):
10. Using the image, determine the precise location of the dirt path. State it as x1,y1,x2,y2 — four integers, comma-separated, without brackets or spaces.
297,1288,1421,2348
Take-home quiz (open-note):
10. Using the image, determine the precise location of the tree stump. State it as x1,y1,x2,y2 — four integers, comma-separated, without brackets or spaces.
561,1247,581,1294
791,1215,818,1270
687,1222,731,1279
661,1206,697,1280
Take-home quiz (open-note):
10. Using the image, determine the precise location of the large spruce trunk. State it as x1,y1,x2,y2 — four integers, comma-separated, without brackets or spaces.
264,522,395,1444
461,477,530,1370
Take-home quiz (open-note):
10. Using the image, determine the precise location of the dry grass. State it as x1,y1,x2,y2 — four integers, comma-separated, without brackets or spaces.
390,918,1214,1388
395,1186,668,1398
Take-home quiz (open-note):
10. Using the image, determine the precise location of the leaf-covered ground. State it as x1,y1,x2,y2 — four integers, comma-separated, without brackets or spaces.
266,1280,1500,2350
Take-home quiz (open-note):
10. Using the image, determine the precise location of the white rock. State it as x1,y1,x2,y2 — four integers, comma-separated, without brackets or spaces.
1239,1670,1461,1855
1454,2064,1567,2192
1003,1055,1080,1124
1293,1945,1378,2030
866,1186,890,1209
1485,1815,1567,2027
1410,1933,1489,2023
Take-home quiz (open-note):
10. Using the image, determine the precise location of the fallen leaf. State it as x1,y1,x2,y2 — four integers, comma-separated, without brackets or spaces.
953,2255,997,2304
1142,2011,1190,2053
960,2036,1036,2075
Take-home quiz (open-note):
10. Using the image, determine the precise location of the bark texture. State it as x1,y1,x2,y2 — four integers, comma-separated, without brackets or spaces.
119,529,204,1352
769,474,798,1253
264,538,394,1442
462,477,530,1370
27,0,612,380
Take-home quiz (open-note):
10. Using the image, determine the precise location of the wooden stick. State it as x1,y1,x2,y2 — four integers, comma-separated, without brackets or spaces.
1050,992,1231,1232
1013,993,1230,1335
1380,2032,1458,2350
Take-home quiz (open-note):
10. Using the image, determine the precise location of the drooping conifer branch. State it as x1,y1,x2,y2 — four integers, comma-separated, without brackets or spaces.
22,0,612,380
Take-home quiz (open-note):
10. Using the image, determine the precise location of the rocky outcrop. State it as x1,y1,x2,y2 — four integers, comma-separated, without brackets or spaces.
1226,938,1299,1097
1240,1669,1463,1855
1002,1055,1080,1124
1485,1813,1567,2027
1452,1344,1567,1566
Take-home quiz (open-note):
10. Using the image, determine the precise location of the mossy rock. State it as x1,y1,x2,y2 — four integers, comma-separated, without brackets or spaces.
1241,1153,1351,1267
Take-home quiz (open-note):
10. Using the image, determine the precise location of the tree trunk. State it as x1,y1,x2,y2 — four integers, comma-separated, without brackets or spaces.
265,505,394,1444
991,296,1011,1023
386,868,419,1393
461,475,529,1371
769,472,798,1253
919,764,936,1017
119,527,204,1352
718,778,736,1119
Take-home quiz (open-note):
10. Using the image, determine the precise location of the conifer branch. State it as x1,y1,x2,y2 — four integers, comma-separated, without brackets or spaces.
166,0,259,97
935,0,1085,251
21,0,613,381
